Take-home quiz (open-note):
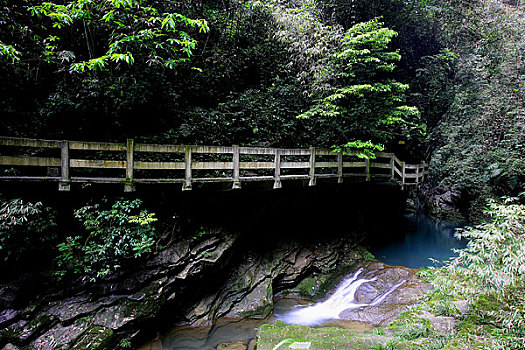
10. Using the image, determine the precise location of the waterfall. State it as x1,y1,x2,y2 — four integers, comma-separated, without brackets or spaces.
276,269,405,326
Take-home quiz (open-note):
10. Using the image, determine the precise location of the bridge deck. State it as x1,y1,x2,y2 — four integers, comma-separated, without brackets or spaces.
0,137,427,192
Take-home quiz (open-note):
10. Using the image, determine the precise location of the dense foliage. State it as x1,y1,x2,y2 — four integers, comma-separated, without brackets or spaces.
0,198,56,263
55,199,158,282
424,0,525,218
392,198,525,348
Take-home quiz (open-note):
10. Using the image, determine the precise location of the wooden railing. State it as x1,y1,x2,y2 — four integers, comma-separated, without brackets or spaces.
0,137,427,192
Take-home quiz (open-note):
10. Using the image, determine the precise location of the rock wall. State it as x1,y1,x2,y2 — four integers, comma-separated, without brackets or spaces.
0,226,365,350
0,229,238,350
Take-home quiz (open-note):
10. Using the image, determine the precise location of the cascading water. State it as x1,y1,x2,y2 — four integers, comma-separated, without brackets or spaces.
276,268,405,326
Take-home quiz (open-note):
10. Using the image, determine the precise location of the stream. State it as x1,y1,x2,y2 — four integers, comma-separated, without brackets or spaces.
139,212,465,350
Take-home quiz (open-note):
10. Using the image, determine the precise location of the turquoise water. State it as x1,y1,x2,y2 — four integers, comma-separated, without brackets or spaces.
369,213,467,268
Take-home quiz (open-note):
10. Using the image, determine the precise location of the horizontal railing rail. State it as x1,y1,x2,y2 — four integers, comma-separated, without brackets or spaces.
0,136,428,192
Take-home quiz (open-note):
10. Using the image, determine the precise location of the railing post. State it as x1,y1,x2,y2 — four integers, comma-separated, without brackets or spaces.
337,151,343,184
390,153,395,180
308,147,316,186
232,144,241,189
59,140,70,191
421,161,426,182
124,139,135,192
401,161,406,190
273,149,282,189
415,163,420,185
365,158,370,181
182,146,192,191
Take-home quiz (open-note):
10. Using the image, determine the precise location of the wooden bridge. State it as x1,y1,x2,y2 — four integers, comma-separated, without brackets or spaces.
0,136,427,192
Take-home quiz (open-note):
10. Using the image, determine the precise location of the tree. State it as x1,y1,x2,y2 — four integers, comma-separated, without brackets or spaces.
0,0,208,138
299,18,421,157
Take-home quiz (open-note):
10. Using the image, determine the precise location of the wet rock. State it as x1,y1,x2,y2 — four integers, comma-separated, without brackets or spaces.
0,310,19,327
185,237,364,325
419,184,464,220
248,338,257,350
339,261,432,326
1,344,19,350
0,229,239,350
217,341,248,350
419,311,456,334
452,300,469,315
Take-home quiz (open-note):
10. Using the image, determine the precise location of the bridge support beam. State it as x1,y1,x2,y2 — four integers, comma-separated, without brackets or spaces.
59,140,70,191
273,149,282,189
124,139,135,192
337,152,343,184
308,147,316,186
390,154,395,180
232,145,241,189
183,147,192,191
401,161,406,190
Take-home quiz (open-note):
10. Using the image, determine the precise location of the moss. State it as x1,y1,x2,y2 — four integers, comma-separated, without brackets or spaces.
256,321,396,350
357,246,375,261
295,275,328,299
240,303,274,319
70,326,114,350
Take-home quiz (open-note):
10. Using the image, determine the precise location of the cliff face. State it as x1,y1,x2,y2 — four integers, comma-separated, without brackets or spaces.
0,226,368,349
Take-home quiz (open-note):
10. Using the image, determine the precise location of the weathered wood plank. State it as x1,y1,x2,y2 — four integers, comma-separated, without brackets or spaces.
240,175,274,182
134,161,185,170
0,136,60,148
69,141,126,151
134,178,185,184
70,177,125,183
240,162,273,169
404,164,421,169
281,162,309,169
195,161,233,170
280,149,310,156
315,161,338,168
70,159,126,169
192,145,233,154
375,152,394,159
315,174,339,179
0,156,60,167
370,163,392,169
239,147,276,155
393,155,403,167
134,144,186,153
0,176,60,181
394,166,402,177
342,162,366,168
280,174,309,180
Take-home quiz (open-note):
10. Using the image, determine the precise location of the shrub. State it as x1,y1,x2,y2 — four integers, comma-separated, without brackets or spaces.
55,199,158,282
0,198,56,263
400,198,525,348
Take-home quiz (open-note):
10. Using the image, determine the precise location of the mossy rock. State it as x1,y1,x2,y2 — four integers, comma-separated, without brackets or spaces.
70,326,114,350
256,321,394,350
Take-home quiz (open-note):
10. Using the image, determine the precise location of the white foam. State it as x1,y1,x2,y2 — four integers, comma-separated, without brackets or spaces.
276,269,405,326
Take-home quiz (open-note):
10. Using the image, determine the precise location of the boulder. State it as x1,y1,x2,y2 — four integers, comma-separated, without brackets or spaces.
339,261,432,326
217,341,248,350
